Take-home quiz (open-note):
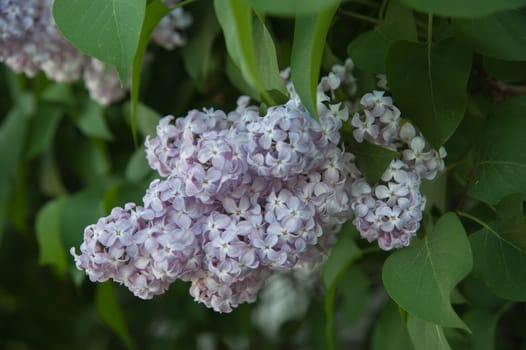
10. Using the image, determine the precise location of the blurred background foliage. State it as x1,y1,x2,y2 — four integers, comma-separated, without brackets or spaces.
2,0,526,349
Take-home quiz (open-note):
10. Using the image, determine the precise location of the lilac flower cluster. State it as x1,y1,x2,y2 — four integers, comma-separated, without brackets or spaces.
0,0,191,105
72,69,357,312
152,0,193,50
0,0,87,81
349,90,446,250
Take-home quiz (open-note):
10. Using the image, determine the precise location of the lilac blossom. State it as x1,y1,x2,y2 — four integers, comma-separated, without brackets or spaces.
73,63,358,313
349,87,446,250
1,0,192,105
151,0,192,50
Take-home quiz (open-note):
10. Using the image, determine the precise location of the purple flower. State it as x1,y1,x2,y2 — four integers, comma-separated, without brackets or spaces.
351,110,379,142
73,60,371,313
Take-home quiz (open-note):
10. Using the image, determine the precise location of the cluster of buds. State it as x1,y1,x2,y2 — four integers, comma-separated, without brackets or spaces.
0,0,192,105
72,64,358,312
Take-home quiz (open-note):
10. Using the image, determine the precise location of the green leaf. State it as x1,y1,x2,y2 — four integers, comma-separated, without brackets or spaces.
450,288,466,304
482,57,526,83
470,163,526,205
60,187,106,250
181,2,221,88
399,0,526,17
322,223,362,350
53,0,146,82
372,301,414,350
443,326,471,349
80,140,112,181
124,101,162,137
103,181,150,212
322,224,361,289
130,0,170,144
214,0,256,86
252,13,288,96
35,198,68,276
454,11,526,62
77,100,114,140
25,105,63,158
382,213,472,330
0,93,34,179
461,275,507,312
496,193,523,222
7,173,30,234
470,226,526,301
469,96,526,204
487,194,526,254
243,0,340,15
214,0,284,103
291,5,338,121
421,173,447,214
41,83,76,106
463,309,498,350
96,282,134,349
341,267,369,325
39,154,69,197
225,56,260,100
386,38,472,148
0,109,26,175
125,146,152,183
349,138,399,185
406,314,452,350
347,0,417,73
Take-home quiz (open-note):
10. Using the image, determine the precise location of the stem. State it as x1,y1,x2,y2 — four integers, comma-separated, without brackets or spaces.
378,0,389,20
173,0,198,8
345,0,380,8
456,211,490,230
427,13,433,55
488,79,526,95
339,10,380,24
444,161,461,173
360,245,382,256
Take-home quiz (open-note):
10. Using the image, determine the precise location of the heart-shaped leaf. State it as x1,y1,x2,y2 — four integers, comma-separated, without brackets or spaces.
36,198,68,276
469,96,526,204
53,0,146,82
372,301,414,350
60,187,106,250
470,225,526,301
348,0,417,73
454,11,526,62
387,38,472,148
383,213,472,330
407,314,452,350
463,309,500,350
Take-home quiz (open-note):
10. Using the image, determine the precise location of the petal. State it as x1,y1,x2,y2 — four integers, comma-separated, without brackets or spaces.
375,185,390,199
